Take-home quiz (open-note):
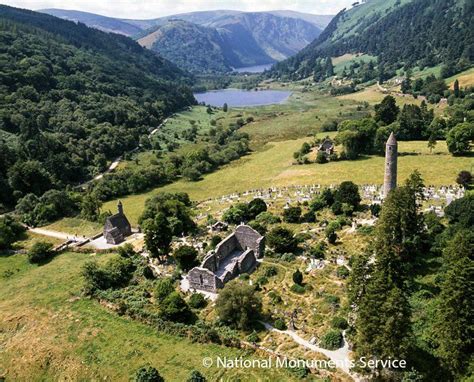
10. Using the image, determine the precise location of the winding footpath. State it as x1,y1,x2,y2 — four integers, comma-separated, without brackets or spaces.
262,322,361,381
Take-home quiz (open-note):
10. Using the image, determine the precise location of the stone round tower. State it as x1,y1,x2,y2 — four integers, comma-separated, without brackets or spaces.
383,132,398,197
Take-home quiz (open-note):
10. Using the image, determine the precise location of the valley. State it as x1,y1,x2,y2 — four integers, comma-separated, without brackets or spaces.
1,1,473,382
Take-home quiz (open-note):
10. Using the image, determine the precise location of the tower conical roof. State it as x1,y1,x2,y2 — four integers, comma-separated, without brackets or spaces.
386,132,397,145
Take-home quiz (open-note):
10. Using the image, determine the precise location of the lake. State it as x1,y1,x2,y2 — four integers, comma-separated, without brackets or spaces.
233,64,273,73
194,89,292,107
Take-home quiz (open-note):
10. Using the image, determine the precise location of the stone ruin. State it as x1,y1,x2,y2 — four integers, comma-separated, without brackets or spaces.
188,225,265,293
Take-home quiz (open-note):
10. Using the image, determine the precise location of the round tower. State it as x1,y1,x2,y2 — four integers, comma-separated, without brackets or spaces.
383,132,398,197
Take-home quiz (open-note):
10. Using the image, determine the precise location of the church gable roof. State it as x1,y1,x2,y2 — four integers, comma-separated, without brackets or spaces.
106,213,130,232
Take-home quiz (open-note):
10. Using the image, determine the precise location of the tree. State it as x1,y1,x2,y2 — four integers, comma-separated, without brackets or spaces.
215,280,262,329
155,278,175,302
434,231,473,376
174,245,198,272
222,203,249,224
134,366,164,382
160,291,193,323
456,171,472,189
143,213,173,263
267,226,298,254
351,172,426,361
223,103,228,112
292,269,303,285
375,95,400,125
27,241,54,264
315,151,328,164
0,216,25,250
283,206,302,223
187,370,206,382
453,79,460,98
247,198,267,219
206,105,212,114
334,181,361,210
446,122,474,155
80,192,102,221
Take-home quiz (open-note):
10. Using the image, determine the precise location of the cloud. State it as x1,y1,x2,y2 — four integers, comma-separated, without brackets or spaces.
1,0,355,19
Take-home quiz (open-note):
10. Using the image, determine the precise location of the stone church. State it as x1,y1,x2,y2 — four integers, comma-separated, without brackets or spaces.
188,225,265,293
103,201,132,245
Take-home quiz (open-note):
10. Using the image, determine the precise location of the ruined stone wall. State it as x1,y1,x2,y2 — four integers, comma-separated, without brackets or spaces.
188,268,218,292
235,225,264,257
215,234,239,263
201,253,217,271
239,249,257,274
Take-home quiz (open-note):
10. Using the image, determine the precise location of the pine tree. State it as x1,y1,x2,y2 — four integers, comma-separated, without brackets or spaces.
434,230,474,377
453,79,460,98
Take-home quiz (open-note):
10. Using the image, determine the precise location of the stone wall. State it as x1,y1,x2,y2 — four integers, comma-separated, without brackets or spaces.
239,249,257,274
188,267,220,292
235,225,264,257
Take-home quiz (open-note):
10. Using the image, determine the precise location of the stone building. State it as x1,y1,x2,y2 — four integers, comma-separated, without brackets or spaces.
383,132,398,197
103,201,132,245
318,138,334,157
188,225,265,293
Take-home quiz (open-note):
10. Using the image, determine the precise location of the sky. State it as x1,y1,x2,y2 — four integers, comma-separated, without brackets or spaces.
0,0,356,19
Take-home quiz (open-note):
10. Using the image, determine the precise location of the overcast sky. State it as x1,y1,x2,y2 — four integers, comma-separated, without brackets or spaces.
0,0,355,19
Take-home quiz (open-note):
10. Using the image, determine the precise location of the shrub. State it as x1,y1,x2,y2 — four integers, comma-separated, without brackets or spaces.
331,316,349,330
27,241,54,264
320,330,343,350
274,318,287,330
0,216,25,250
290,284,305,294
160,291,193,323
155,278,175,302
336,266,350,279
134,366,164,382
256,276,269,285
263,266,278,277
283,206,302,223
292,269,303,285
189,293,207,309
187,370,207,382
309,243,326,259
316,151,328,164
255,211,281,225
247,330,260,343
280,253,296,262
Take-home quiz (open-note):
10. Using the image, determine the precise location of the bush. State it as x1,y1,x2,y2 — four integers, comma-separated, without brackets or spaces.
320,330,343,350
331,316,349,330
283,206,302,223
247,330,260,343
263,266,278,277
256,276,269,285
309,243,326,259
268,291,282,304
134,366,164,382
27,241,54,264
82,256,135,295
188,293,207,309
187,370,207,382
155,278,175,302
274,318,287,330
160,291,193,323
315,151,328,164
290,284,305,294
255,211,281,225
292,269,303,285
336,266,350,279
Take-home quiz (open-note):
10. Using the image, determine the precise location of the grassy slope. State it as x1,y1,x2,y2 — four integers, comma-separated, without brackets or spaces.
0,251,295,381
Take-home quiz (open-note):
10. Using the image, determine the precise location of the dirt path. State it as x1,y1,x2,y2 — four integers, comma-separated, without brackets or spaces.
28,227,76,241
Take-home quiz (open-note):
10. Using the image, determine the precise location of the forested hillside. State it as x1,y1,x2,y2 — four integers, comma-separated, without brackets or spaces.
271,0,473,81
0,5,195,211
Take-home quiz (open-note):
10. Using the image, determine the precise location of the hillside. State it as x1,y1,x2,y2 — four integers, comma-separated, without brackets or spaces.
137,13,322,73
41,9,328,73
41,9,333,36
40,8,143,35
271,0,473,80
0,5,195,209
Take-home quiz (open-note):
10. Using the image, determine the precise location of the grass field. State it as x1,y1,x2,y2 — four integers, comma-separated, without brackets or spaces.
446,67,474,88
43,218,103,237
0,251,300,381
103,138,472,225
